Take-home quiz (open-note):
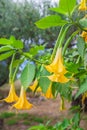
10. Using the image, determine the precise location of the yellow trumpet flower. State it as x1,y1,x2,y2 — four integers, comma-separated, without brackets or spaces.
4,83,18,103
43,82,53,99
13,87,33,110
48,73,69,83
45,48,67,74
79,0,87,11
30,79,53,98
45,48,69,83
29,79,41,92
81,31,87,42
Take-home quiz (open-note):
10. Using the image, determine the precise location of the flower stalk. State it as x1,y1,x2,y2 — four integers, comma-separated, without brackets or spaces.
9,54,15,83
62,30,80,55
51,24,71,61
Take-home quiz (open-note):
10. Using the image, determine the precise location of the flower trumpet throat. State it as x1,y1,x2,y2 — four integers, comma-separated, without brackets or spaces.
13,87,33,110
29,79,41,92
4,83,18,103
79,0,87,11
45,48,69,83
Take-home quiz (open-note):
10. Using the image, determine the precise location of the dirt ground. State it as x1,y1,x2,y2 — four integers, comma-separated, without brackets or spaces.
0,81,87,130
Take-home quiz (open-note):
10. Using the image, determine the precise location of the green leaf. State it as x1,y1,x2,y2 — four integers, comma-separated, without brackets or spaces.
10,36,24,49
62,119,70,129
51,82,59,97
0,45,13,52
40,66,50,76
39,77,51,93
0,50,15,61
20,62,35,90
50,0,76,15
55,82,72,100
29,124,46,130
75,79,87,98
10,35,16,41
79,18,87,28
13,40,24,49
0,38,11,45
77,36,85,59
66,62,79,73
50,7,68,15
12,58,24,68
35,15,68,29
0,36,24,49
72,113,80,127
29,45,44,56
23,52,33,59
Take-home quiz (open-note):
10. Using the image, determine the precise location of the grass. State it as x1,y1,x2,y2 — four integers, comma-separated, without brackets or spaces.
23,120,31,125
33,117,44,123
6,119,18,125
0,112,49,127
17,113,29,119
0,112,15,119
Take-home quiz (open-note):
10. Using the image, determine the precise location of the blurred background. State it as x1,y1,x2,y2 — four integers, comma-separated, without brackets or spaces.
0,0,59,85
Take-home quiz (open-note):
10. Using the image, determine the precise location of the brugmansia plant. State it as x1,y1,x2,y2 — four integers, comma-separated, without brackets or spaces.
0,0,87,129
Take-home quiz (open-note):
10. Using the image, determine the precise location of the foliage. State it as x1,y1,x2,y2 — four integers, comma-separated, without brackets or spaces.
28,113,83,130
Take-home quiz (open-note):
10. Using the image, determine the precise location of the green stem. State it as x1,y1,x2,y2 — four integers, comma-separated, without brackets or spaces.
76,55,81,64
9,53,15,83
51,24,71,61
12,64,19,82
62,30,80,56
51,25,65,61
58,24,71,48
22,52,47,64
60,96,65,110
